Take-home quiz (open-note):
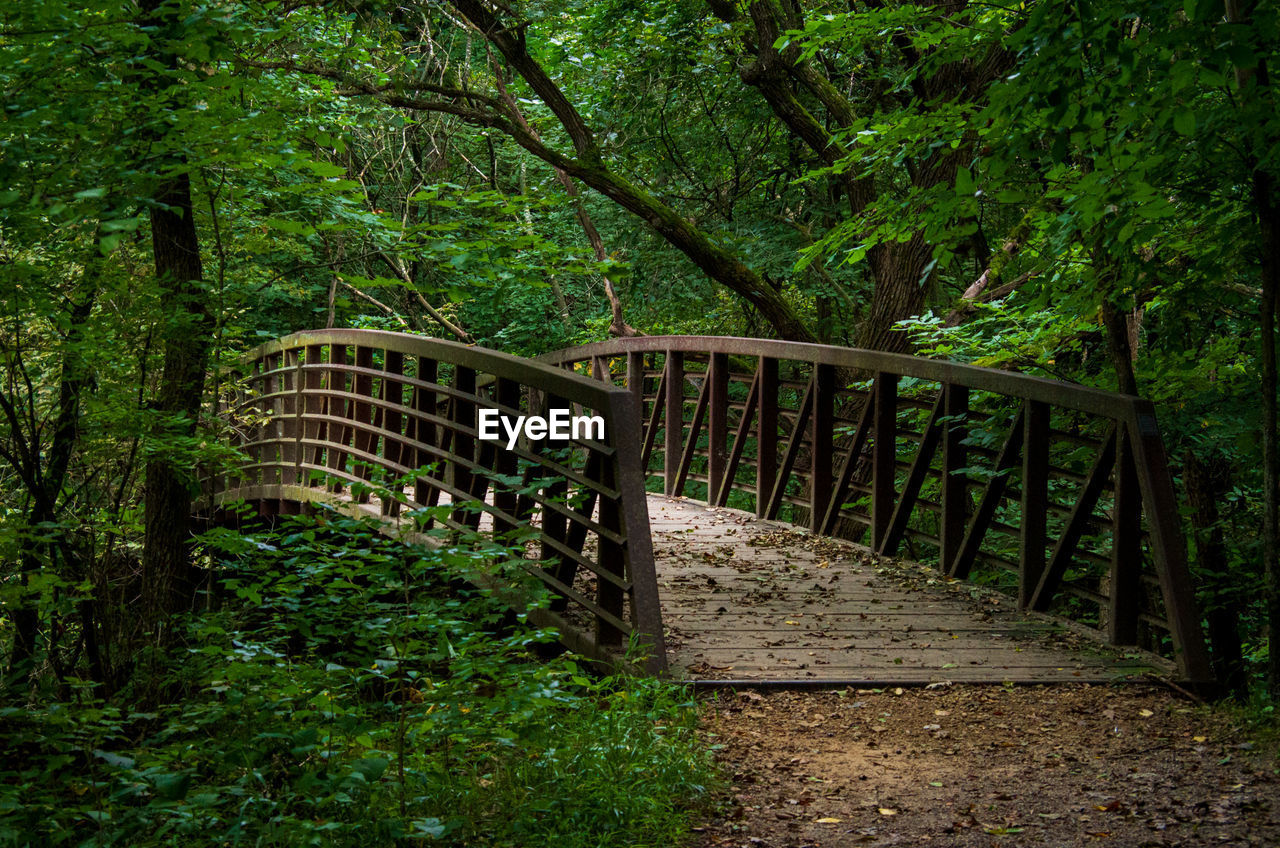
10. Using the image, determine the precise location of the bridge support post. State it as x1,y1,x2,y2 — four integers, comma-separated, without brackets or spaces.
324,343,348,493
810,363,835,533
708,353,728,505
492,377,521,537
871,373,898,550
1109,428,1142,645
940,384,969,569
1020,400,1049,609
756,357,778,519
351,346,375,503
626,351,645,412
303,343,324,477
381,350,405,516
664,351,683,496
280,347,301,488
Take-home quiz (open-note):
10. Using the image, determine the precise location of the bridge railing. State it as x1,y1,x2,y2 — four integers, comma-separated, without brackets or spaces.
541,336,1213,683
205,329,666,673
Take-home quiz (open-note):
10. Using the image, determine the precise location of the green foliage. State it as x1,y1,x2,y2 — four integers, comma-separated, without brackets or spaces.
0,512,714,846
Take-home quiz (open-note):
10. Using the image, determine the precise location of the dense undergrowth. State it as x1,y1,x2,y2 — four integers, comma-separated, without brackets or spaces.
0,511,715,847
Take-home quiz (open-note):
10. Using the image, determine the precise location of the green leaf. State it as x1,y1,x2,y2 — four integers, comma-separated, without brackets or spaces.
1173,109,1196,137
153,772,192,801
93,749,135,769
263,218,315,236
412,819,447,838
352,756,389,781
307,160,348,178
100,217,141,232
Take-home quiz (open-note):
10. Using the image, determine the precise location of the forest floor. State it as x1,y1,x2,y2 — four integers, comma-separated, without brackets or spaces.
692,684,1279,848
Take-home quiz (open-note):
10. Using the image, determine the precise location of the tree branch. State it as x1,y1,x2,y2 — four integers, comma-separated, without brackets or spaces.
341,283,410,330
373,251,473,343
491,59,642,337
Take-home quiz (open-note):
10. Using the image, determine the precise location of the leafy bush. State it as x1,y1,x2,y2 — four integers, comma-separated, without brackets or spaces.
0,511,714,847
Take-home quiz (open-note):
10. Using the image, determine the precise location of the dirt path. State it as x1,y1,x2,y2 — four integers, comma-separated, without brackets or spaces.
694,685,1278,847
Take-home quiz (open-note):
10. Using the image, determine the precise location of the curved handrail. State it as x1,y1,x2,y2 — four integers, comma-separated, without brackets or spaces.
205,329,666,673
541,335,1213,684
552,336,1143,417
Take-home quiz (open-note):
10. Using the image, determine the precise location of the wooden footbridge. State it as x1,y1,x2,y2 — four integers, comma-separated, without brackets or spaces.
206,330,1213,686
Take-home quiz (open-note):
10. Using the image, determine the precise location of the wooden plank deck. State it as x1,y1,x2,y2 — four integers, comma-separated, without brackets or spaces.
646,495,1169,684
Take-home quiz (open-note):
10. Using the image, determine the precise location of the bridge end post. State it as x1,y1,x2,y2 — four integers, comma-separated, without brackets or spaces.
608,391,669,674
1125,405,1214,685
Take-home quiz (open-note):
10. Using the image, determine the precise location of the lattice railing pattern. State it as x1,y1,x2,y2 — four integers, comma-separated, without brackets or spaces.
541,336,1212,683
206,329,665,672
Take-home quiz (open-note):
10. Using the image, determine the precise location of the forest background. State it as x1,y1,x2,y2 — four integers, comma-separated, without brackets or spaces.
1,0,1278,844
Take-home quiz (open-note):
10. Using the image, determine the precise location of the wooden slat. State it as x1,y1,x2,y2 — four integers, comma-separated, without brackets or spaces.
449,366,478,526
350,346,375,502
879,392,945,557
948,409,1025,580
324,343,349,490
765,373,814,520
379,350,405,515
491,377,521,536
594,449,626,647
717,367,760,507
641,368,666,468
674,369,712,494
301,345,326,473
1029,426,1117,610
821,392,875,535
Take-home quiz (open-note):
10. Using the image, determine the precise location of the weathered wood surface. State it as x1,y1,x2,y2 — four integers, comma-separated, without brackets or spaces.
543,335,1213,684
215,330,1207,684
647,496,1168,683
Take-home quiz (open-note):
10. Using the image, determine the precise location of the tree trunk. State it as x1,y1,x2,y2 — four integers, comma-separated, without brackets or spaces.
141,167,212,636
1257,165,1280,697
1101,300,1140,396
1183,450,1248,696
861,238,931,353
5,257,99,689
1225,0,1280,696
